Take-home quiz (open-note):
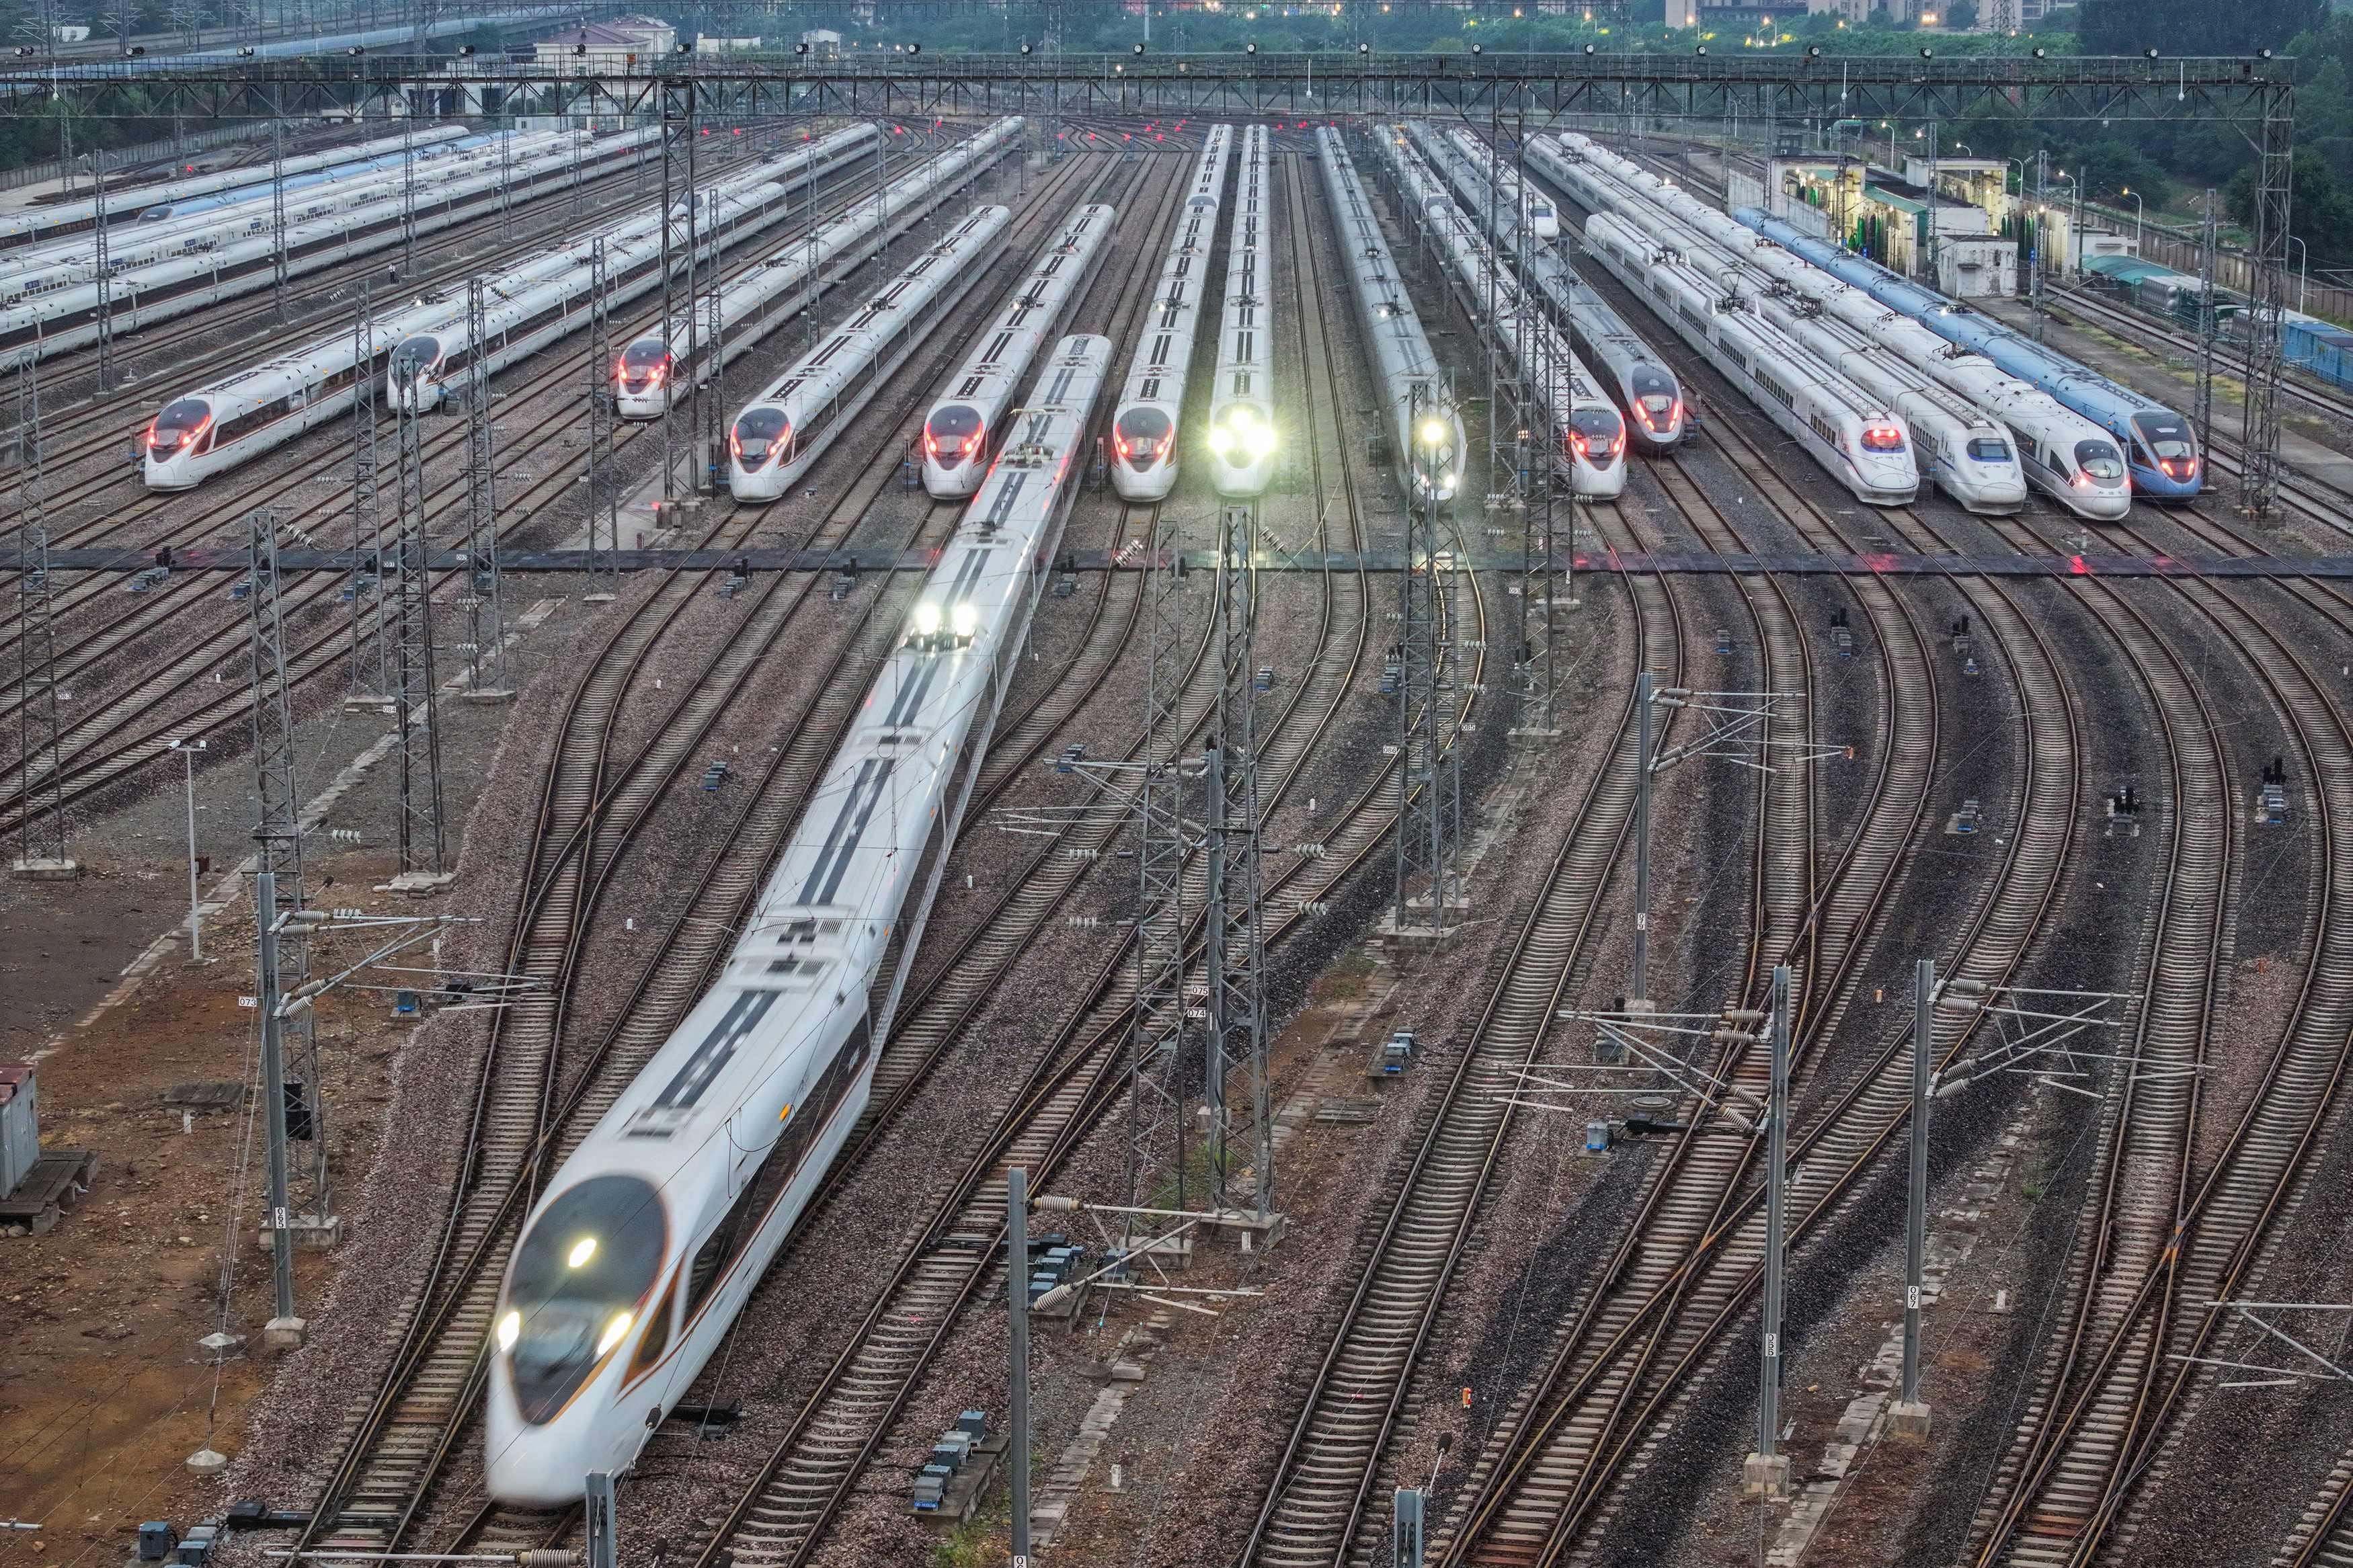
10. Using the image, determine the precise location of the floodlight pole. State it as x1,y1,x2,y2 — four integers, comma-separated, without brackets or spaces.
1894,956,1934,1436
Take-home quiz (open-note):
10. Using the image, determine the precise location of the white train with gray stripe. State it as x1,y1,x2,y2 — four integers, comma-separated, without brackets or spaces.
486,333,1116,1503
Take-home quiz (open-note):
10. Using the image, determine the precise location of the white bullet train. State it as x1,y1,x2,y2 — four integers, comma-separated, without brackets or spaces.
1109,124,1232,503
1549,130,2126,521
26,129,659,370
1371,125,1626,499
1317,126,1466,504
485,335,1116,1505
1205,124,1280,499
919,202,1115,499
1417,124,1689,455
143,128,877,491
0,130,533,292
387,126,883,415
617,118,1023,419
729,206,1014,503
0,124,472,249
1445,124,1558,241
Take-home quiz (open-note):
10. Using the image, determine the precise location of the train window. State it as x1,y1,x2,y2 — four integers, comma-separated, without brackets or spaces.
148,398,213,458
503,1173,668,1425
2073,440,2126,482
926,403,986,468
619,339,671,392
625,1274,678,1384
733,408,790,469
388,336,440,390
1115,406,1172,466
1966,438,2013,463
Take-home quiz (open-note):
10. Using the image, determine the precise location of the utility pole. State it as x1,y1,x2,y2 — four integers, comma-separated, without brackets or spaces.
1127,509,1191,1230
461,276,510,701
2195,193,2219,460
400,105,416,280
348,284,389,706
254,866,301,1345
1008,1166,1032,1568
1744,964,1794,1498
584,238,620,602
169,738,206,961
1205,502,1272,1220
91,151,114,394
1394,382,1459,939
270,93,288,323
11,360,69,880
658,79,696,503
1892,957,1935,1438
584,1473,617,1568
2241,77,2295,522
389,394,446,879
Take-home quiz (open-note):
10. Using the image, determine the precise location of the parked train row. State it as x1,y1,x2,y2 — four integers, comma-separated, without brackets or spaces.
1371,124,1626,499
1109,124,1233,503
1538,130,2143,518
1316,126,1466,503
1736,208,2203,500
619,116,1024,421
142,124,882,489
0,123,473,249
916,201,1114,499
485,336,1119,1502
726,204,1016,503
1412,125,1689,455
25,126,662,369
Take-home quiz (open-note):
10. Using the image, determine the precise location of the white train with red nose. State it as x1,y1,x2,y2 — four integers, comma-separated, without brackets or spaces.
919,202,1114,499
1109,124,1230,502
727,206,1013,503
485,335,1115,1505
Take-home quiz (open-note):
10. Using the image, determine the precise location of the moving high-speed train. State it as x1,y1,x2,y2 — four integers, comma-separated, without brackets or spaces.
920,202,1114,499
1109,124,1232,503
30,129,657,371
1373,124,1626,499
1426,126,1689,454
729,206,1014,503
1317,126,1465,504
485,335,1117,1505
143,127,876,490
1739,209,2201,499
618,118,1023,420
387,126,882,415
1207,124,1278,499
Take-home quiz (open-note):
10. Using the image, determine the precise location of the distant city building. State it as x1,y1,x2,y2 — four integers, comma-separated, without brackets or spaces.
534,13,678,71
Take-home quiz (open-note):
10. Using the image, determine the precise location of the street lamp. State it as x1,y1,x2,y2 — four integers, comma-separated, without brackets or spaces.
2288,234,2309,314
167,738,206,961
2120,186,2145,257
2052,169,2079,278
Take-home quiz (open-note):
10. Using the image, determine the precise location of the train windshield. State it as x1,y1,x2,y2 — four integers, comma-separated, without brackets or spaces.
1115,407,1172,466
619,339,671,391
1966,437,2013,463
1628,368,1679,431
388,337,440,390
2132,413,2195,461
926,404,985,468
1569,407,1625,460
147,399,213,458
501,1174,666,1426
2075,440,2128,483
732,408,790,470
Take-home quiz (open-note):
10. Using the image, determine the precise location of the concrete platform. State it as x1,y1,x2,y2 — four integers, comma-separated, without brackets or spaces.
11,857,81,881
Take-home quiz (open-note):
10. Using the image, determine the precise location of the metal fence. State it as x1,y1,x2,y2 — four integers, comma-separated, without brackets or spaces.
0,120,279,194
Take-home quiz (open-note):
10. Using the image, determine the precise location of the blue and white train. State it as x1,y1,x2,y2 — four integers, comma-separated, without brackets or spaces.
1317,126,1465,503
1109,124,1230,501
1737,209,2202,499
1429,126,1689,454
919,202,1114,499
1373,124,1626,499
1206,124,1279,499
729,207,1014,503
485,335,1117,1505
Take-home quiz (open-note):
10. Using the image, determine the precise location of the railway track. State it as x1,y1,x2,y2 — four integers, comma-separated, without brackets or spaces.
0,140,1007,832
1960,502,2353,1567
282,151,1117,1555
675,143,1428,1568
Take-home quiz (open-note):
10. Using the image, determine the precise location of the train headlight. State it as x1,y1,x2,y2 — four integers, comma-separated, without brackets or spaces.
496,1310,521,1353
567,1235,598,1268
595,1311,634,1359
1246,423,1277,460
1419,417,1449,448
952,602,979,639
1207,423,1236,456
914,602,942,638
